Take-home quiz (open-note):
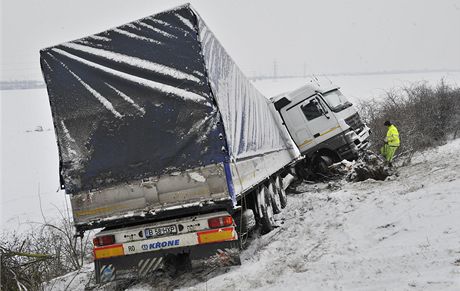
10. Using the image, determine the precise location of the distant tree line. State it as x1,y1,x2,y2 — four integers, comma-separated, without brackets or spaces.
0,80,45,90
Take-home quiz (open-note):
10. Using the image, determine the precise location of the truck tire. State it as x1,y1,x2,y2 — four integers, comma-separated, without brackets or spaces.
268,180,282,214
295,161,310,180
234,209,256,248
275,175,288,209
234,209,256,236
258,186,276,234
313,155,333,175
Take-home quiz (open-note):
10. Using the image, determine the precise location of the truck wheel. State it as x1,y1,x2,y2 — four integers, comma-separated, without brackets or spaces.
275,175,288,209
234,209,256,244
295,161,310,180
313,155,333,175
268,180,282,214
258,186,276,234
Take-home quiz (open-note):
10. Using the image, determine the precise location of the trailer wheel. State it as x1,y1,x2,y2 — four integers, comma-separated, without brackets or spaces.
275,175,288,209
268,180,282,214
258,186,276,234
240,209,256,234
234,209,256,248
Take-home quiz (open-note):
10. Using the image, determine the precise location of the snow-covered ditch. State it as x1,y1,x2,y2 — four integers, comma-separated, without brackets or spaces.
45,139,460,290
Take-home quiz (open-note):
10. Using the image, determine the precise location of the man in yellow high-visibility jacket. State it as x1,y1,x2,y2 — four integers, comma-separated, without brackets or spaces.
380,120,400,164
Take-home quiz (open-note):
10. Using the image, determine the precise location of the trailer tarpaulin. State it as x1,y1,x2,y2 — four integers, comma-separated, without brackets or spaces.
41,4,297,194
196,13,297,161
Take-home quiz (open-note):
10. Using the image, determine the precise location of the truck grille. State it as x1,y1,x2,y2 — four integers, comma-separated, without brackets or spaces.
345,113,364,132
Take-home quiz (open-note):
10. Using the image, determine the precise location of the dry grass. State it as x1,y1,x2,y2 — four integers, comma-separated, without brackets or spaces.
0,215,93,291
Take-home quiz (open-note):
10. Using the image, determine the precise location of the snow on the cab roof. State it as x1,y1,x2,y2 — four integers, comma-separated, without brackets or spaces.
61,43,201,83
51,48,210,105
113,28,163,45
105,83,146,115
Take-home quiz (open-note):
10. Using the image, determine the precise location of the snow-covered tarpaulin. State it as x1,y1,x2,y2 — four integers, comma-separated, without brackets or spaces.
40,4,296,194
197,14,293,159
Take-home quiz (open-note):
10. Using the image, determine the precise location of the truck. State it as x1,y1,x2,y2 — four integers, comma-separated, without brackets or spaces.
40,4,369,284
271,79,370,178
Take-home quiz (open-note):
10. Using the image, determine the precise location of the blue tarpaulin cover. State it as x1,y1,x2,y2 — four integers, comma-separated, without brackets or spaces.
41,4,296,194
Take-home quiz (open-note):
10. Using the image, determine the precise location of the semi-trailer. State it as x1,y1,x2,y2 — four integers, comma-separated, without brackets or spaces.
40,4,369,283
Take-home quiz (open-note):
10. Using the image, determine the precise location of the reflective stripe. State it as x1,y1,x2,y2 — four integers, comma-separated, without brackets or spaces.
100,264,115,282
94,244,124,259
299,126,340,148
299,139,313,148
197,227,236,244
320,125,341,137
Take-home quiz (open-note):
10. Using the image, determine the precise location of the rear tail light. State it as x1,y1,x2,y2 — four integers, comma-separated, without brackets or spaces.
93,235,115,247
208,215,233,229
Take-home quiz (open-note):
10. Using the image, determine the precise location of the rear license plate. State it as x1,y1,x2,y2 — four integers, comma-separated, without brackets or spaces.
144,225,177,238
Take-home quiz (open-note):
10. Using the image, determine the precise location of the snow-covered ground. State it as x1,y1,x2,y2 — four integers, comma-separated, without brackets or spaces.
45,138,460,290
1,88,67,232
182,138,460,291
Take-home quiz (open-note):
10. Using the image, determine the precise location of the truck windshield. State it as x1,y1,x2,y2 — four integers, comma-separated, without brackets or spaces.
322,90,352,112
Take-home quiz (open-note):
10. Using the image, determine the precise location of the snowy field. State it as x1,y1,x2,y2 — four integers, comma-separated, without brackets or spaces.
1,88,66,232
253,71,460,104
1,71,460,232
44,138,460,290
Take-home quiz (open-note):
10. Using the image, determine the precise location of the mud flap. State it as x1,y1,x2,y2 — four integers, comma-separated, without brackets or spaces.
95,256,165,283
94,240,240,283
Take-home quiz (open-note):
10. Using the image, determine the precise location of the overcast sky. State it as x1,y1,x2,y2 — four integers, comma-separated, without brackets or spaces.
1,0,459,81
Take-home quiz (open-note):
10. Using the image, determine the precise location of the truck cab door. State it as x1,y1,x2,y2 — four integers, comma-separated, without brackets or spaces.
301,96,339,148
282,95,339,153
281,97,318,152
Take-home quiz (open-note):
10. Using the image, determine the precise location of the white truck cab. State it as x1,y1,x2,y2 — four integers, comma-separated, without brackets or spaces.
271,80,370,171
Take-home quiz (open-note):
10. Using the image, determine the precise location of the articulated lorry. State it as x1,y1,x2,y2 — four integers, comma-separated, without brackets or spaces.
271,79,370,177
40,4,369,283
